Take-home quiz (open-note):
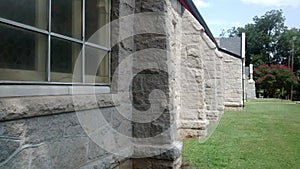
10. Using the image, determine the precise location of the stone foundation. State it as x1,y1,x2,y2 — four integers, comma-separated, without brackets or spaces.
0,95,132,169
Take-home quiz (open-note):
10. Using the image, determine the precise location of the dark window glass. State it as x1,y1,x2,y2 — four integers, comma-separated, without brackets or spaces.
86,0,110,47
0,0,48,30
0,23,47,81
51,37,82,82
52,0,82,39
85,46,109,83
0,0,110,84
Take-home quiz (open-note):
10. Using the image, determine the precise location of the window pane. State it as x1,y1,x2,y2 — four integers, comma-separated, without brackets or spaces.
0,0,48,30
85,46,109,84
51,37,82,82
86,0,110,47
0,23,47,81
52,0,82,39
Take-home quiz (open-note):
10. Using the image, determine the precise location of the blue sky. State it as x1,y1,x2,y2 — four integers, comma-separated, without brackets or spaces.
193,0,300,37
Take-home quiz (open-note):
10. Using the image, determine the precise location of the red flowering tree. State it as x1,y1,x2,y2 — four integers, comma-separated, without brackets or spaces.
254,64,298,98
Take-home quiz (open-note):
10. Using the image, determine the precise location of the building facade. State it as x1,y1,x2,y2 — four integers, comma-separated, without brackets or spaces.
217,36,245,110
0,0,243,168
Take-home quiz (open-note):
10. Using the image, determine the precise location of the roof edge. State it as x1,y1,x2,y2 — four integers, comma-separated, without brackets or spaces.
181,0,242,59
219,48,242,59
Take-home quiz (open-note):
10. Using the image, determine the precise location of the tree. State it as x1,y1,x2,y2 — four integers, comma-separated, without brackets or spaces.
275,28,300,70
254,64,298,98
223,9,300,99
295,70,300,100
222,10,286,67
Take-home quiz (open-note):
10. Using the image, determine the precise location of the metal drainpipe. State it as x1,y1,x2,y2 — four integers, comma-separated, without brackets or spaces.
242,33,246,108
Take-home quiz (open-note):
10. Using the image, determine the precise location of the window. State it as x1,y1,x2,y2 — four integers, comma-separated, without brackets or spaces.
0,0,110,85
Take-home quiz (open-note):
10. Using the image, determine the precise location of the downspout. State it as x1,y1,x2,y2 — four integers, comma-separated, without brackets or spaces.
242,33,246,108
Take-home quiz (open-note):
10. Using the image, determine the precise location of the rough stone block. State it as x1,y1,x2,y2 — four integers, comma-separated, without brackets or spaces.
0,139,20,163
177,120,208,130
177,129,206,138
49,137,89,168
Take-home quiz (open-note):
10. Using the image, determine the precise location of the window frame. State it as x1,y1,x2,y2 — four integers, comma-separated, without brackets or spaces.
0,0,111,86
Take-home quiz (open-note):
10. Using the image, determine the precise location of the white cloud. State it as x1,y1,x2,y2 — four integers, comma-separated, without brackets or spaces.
241,0,300,7
193,0,210,8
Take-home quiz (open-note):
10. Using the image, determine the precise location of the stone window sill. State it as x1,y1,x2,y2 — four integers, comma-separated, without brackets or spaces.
0,85,110,98
0,93,119,122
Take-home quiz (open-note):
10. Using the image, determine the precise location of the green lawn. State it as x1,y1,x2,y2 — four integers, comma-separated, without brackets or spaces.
182,99,300,169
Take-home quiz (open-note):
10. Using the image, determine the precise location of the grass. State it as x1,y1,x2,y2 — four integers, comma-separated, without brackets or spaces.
182,99,300,169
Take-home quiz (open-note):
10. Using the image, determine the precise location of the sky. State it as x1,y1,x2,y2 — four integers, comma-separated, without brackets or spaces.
193,0,300,37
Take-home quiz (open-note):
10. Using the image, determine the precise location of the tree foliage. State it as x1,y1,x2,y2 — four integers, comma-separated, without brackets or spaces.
254,64,298,98
222,9,300,99
221,10,287,67
276,28,300,69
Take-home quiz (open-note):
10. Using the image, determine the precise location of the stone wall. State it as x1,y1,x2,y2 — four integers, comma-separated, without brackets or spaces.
214,53,225,121
177,9,208,138
176,4,226,137
245,66,256,100
222,51,243,110
202,38,224,121
0,0,136,168
0,95,132,169
0,0,243,168
130,0,182,168
246,80,256,100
